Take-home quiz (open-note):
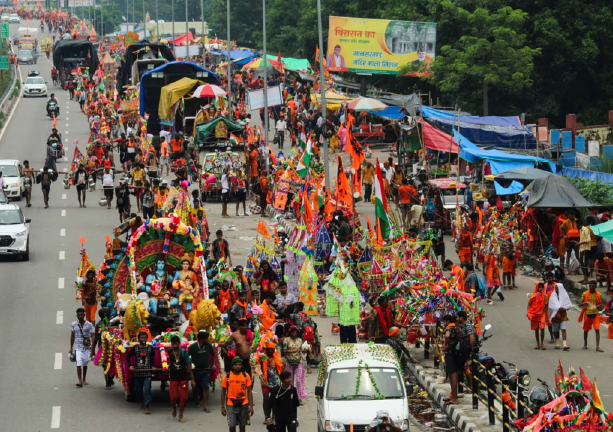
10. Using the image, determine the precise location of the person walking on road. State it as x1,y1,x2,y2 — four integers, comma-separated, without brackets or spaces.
21,160,34,207
37,167,56,209
276,114,287,149
282,326,308,403
126,331,155,414
69,307,95,388
221,357,254,432
580,281,603,352
168,335,194,423
527,282,547,350
188,331,215,413
442,315,460,405
74,164,89,207
549,282,572,350
270,370,300,432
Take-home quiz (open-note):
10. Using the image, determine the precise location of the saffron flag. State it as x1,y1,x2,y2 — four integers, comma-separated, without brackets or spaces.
336,156,352,209
592,378,605,414
374,158,391,239
257,220,271,240
580,367,592,394
296,135,313,178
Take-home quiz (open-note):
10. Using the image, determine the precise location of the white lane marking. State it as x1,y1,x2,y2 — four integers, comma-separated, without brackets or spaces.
58,277,64,289
51,406,61,429
65,131,68,134
65,123,68,127
60,228,65,237
54,353,62,370
63,157,67,162
62,194,66,200
59,251,65,260
61,209,66,216
56,311,63,324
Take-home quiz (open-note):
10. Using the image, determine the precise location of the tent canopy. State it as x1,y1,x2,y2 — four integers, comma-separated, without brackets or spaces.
419,119,459,153
591,220,613,244
435,118,537,149
455,131,549,165
526,175,594,208
210,49,257,66
195,116,245,146
169,31,193,46
368,106,405,120
158,77,206,122
495,166,553,188
264,54,310,71
310,92,355,111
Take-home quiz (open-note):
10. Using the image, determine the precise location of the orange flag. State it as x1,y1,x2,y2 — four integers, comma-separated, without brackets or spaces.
336,156,352,209
302,187,314,223
257,221,271,239
365,214,376,239
323,191,334,221
268,144,277,166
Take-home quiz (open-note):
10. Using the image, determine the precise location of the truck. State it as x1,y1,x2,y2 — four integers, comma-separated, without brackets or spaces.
17,26,37,50
52,39,99,87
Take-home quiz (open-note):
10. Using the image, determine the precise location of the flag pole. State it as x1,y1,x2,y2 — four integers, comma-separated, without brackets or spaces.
316,0,330,193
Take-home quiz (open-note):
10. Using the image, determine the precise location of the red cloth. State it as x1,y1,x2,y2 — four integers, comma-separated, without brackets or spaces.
169,380,189,405
418,119,459,153
376,306,392,337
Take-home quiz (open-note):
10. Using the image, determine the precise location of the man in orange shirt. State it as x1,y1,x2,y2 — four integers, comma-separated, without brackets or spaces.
260,292,277,331
249,145,259,185
221,357,254,430
170,134,184,161
398,178,416,225
259,174,268,215
159,137,170,176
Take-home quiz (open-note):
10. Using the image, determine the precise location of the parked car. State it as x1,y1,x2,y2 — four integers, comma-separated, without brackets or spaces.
1,14,9,22
8,13,19,23
0,160,25,201
16,49,34,65
0,203,31,260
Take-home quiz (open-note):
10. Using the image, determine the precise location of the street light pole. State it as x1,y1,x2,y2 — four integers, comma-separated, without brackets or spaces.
185,0,189,57
226,0,230,98
316,0,330,192
200,0,204,62
263,0,268,174
172,0,175,56
156,0,159,41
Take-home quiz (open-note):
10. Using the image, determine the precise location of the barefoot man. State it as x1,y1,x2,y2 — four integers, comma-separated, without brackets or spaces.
221,318,253,377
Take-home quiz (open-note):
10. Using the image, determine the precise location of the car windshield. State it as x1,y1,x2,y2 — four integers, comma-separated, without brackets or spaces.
26,77,44,85
18,50,31,56
0,209,23,225
0,165,20,177
326,367,404,400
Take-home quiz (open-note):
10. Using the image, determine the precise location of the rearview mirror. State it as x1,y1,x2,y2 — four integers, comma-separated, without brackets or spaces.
314,386,324,397
25,218,31,223
484,324,492,331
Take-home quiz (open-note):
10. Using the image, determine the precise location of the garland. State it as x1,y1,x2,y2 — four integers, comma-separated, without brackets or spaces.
159,346,169,371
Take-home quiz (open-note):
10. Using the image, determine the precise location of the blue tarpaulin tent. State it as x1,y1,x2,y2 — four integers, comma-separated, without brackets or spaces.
561,167,613,186
436,118,536,149
367,106,405,120
210,49,257,66
455,131,554,194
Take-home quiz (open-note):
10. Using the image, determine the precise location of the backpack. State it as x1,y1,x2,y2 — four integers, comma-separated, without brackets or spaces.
299,312,316,341
476,272,487,299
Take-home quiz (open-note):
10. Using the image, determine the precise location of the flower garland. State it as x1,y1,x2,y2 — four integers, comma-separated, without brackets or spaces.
159,346,169,371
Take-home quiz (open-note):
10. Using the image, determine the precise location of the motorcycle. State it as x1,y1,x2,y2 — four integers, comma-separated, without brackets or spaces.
471,324,506,393
47,101,60,119
51,143,63,161
528,379,559,413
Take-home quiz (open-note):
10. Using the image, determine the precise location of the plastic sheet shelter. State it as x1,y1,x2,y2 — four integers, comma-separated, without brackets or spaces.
526,175,594,208
591,220,613,243
310,92,355,110
169,31,194,46
495,167,554,188
53,39,100,75
194,117,245,148
419,119,459,153
140,61,220,134
264,54,311,71
210,49,257,66
158,78,206,122
433,117,537,149
561,167,613,186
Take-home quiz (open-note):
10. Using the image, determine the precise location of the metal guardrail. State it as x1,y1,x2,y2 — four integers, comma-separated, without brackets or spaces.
0,63,17,107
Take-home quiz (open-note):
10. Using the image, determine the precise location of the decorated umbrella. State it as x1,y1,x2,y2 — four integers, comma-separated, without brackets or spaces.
192,84,227,98
347,97,387,111
242,57,280,71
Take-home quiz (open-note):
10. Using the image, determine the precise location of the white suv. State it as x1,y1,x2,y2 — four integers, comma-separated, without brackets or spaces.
0,204,31,260
8,14,19,23
0,160,24,200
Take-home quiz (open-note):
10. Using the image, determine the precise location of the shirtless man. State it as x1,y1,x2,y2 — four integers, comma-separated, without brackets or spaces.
220,318,253,377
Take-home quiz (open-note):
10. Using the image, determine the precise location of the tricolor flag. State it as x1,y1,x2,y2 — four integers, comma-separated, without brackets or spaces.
229,134,239,146
374,158,391,239
296,135,313,178
299,128,307,150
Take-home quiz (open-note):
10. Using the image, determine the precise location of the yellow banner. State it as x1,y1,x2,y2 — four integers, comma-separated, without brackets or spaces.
327,16,436,75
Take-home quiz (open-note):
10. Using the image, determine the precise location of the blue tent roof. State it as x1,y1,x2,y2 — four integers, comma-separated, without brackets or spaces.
455,131,554,194
210,49,257,66
368,106,404,120
139,61,220,117
435,118,537,149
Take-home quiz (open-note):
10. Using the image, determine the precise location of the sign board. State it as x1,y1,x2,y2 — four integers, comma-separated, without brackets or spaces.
0,56,8,70
327,16,436,75
0,23,8,38
173,45,201,58
247,85,283,110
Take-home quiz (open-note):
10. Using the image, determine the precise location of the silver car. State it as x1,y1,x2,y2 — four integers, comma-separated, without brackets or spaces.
0,204,31,261
16,50,34,65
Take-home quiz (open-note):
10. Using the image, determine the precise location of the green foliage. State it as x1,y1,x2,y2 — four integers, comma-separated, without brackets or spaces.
589,154,613,174
568,178,613,205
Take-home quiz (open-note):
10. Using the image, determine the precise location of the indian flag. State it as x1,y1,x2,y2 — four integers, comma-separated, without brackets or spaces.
229,134,239,146
296,135,313,178
299,128,307,150
374,158,391,239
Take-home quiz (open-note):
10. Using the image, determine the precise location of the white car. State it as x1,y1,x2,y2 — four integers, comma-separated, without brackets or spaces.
8,14,19,23
23,76,47,97
0,203,31,260
0,160,24,201
0,14,9,22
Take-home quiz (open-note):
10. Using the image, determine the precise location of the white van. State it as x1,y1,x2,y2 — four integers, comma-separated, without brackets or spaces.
315,344,410,432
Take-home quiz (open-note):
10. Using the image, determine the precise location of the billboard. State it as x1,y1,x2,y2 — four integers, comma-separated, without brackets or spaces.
327,16,436,75
247,86,284,110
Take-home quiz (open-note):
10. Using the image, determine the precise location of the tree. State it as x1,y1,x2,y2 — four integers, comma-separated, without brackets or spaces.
412,2,539,115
